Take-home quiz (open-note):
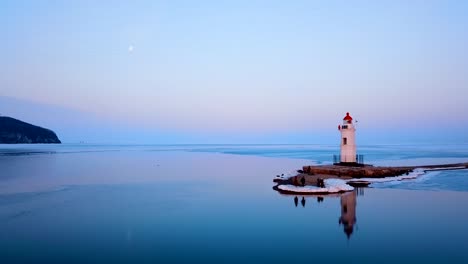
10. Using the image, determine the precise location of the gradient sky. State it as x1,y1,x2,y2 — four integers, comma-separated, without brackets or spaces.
1,0,468,143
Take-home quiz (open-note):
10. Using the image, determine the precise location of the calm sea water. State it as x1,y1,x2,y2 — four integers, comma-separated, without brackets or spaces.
0,144,468,263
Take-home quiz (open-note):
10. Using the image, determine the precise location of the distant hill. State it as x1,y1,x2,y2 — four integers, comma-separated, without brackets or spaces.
0,116,61,144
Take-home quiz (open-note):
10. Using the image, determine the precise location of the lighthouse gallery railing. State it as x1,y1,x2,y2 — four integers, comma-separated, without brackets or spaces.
333,154,364,165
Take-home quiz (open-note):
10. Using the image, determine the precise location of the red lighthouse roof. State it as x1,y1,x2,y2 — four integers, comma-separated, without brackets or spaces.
343,112,353,121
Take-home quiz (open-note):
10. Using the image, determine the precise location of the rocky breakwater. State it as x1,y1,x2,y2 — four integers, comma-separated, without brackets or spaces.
302,165,413,178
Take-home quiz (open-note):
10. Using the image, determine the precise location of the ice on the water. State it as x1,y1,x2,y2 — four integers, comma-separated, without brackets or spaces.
347,168,426,184
277,178,354,193
347,167,465,186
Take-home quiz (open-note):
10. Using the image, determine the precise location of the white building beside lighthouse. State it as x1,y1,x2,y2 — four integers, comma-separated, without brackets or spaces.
338,112,357,163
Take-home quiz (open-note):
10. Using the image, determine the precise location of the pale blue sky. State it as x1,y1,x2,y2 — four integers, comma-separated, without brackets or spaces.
1,0,467,143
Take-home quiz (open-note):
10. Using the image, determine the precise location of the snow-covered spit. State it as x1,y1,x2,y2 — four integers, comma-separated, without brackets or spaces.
276,166,466,193
277,179,354,194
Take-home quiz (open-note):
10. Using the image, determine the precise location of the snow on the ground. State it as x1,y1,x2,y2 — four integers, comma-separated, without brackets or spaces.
277,178,354,193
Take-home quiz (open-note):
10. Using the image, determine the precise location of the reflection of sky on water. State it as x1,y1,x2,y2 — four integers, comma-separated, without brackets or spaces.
0,145,467,263
1,183,467,263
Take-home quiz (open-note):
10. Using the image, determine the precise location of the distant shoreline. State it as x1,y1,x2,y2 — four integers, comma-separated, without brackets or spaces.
0,116,61,144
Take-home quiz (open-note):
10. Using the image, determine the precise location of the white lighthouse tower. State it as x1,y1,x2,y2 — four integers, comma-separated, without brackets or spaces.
338,112,356,163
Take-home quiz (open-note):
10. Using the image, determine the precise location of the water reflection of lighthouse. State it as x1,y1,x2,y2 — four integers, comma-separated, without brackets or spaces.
339,191,357,239
286,189,362,239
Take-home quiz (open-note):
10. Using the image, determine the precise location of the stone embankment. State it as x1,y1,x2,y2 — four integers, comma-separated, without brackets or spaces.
302,164,412,178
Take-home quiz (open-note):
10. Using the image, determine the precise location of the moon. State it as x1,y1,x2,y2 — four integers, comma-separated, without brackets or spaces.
128,45,134,52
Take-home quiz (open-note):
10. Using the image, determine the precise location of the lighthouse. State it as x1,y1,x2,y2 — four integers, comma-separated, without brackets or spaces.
338,112,357,163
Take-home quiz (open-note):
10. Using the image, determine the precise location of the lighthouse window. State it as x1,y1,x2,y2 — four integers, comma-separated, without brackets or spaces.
342,125,348,129
343,138,347,145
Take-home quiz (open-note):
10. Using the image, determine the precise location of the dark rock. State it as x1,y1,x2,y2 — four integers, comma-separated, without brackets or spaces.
0,116,61,144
